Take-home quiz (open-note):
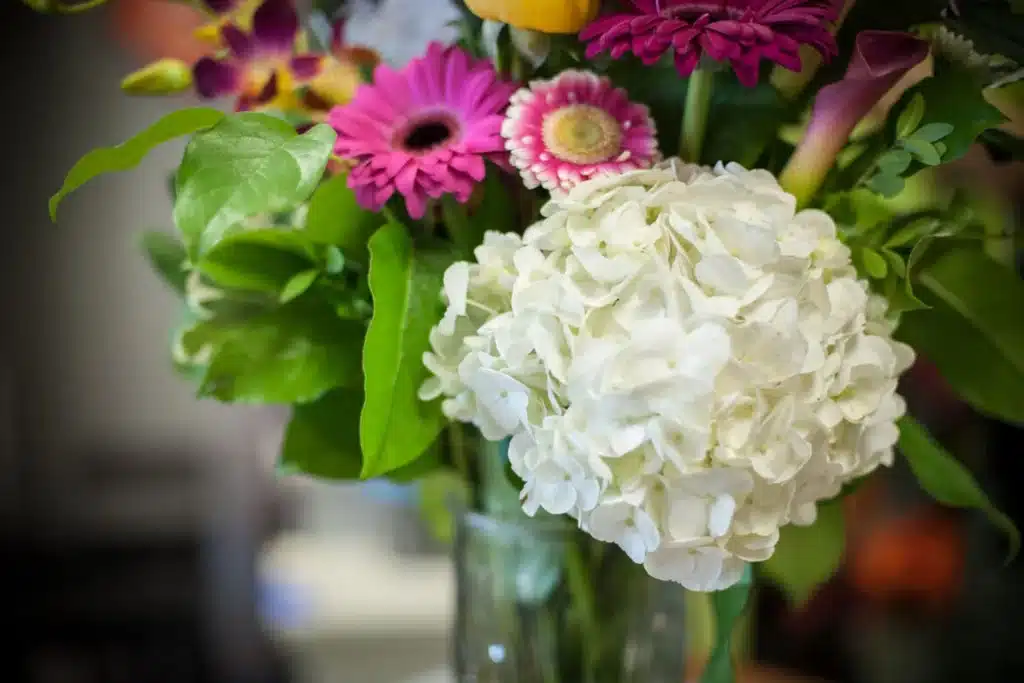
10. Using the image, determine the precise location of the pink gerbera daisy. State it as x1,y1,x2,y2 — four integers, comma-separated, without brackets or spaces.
502,70,660,192
328,43,517,219
580,0,840,87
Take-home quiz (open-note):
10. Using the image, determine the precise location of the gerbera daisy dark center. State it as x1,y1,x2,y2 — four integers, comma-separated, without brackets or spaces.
396,114,459,153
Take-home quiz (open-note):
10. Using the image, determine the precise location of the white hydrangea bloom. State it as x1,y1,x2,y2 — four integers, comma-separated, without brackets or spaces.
421,160,914,591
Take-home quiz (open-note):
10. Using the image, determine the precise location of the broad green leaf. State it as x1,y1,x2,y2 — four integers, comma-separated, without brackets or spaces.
140,231,189,296
50,107,224,220
181,301,363,404
881,248,906,278
916,247,1024,384
700,565,753,683
360,221,454,478
303,172,382,260
324,245,345,274
418,468,472,544
475,168,519,238
280,269,319,303
174,114,335,255
899,416,1019,561
279,389,363,479
607,59,689,155
760,500,844,605
897,301,1024,424
197,228,317,294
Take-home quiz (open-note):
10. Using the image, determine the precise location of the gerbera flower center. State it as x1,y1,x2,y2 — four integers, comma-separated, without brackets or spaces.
542,105,623,165
396,113,460,154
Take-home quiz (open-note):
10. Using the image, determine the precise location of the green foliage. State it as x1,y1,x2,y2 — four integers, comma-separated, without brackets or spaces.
303,173,382,261
760,500,845,605
23,0,108,14
279,269,320,303
197,228,319,294
418,468,472,544
360,221,454,478
50,107,225,220
899,416,1020,561
606,57,689,155
279,389,363,479
896,246,1024,423
140,231,189,296
173,114,335,256
917,247,1024,379
178,301,363,404
862,64,1005,199
700,565,753,683
703,78,792,168
979,128,1024,163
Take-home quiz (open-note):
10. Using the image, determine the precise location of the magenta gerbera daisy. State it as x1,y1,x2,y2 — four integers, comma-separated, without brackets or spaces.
502,70,660,192
328,43,516,219
580,0,840,87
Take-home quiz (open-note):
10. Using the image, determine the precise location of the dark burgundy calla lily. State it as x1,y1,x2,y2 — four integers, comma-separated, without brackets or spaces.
779,30,931,204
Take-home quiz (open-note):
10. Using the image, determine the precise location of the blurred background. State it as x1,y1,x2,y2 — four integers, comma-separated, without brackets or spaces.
1,2,1022,683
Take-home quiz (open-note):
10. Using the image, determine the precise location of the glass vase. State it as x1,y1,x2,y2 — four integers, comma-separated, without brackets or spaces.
452,507,688,683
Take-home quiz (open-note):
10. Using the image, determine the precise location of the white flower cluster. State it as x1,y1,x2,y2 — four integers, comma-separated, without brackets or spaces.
420,161,914,591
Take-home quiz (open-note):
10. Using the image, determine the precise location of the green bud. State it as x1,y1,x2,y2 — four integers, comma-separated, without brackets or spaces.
22,0,108,14
121,60,194,96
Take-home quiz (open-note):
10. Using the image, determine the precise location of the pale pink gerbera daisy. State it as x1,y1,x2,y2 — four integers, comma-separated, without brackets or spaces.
328,43,516,219
502,70,660,192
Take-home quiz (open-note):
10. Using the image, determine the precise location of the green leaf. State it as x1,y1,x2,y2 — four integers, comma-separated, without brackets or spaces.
360,222,454,478
881,248,907,278
197,228,317,294
475,167,520,238
303,172,382,260
899,416,1019,561
867,172,906,198
279,389,363,479
904,64,1006,163
912,122,955,143
174,114,335,256
50,107,225,221
896,92,926,139
700,565,753,683
181,301,363,404
761,501,844,605
324,245,345,274
916,247,1024,384
280,269,319,303
418,468,472,544
902,137,942,166
703,78,791,167
897,301,1024,424
607,59,689,155
876,148,913,175
140,231,189,296
860,247,889,279
885,216,940,247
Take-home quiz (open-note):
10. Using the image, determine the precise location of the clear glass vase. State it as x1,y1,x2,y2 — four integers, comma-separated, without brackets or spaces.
452,508,688,683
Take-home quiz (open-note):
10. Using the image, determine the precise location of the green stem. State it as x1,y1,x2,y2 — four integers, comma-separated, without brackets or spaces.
565,539,600,683
681,68,715,163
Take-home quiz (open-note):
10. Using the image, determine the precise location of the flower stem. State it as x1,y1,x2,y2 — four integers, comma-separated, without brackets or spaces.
681,68,714,163
565,538,600,683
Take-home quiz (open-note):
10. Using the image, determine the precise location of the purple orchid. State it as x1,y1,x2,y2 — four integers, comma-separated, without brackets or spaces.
192,0,323,111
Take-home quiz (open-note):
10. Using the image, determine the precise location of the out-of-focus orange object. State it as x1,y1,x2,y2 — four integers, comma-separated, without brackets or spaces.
849,509,965,611
114,0,208,63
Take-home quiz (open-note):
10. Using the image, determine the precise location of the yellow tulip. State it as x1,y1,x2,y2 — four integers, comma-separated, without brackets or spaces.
464,0,599,34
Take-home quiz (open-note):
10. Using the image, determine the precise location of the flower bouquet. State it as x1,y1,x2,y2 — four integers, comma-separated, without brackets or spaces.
39,0,1024,681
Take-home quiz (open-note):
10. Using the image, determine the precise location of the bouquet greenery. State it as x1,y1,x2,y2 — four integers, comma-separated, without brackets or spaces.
39,0,1024,681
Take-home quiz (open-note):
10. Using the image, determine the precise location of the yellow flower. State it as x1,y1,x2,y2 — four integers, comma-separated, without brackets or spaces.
464,0,599,34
